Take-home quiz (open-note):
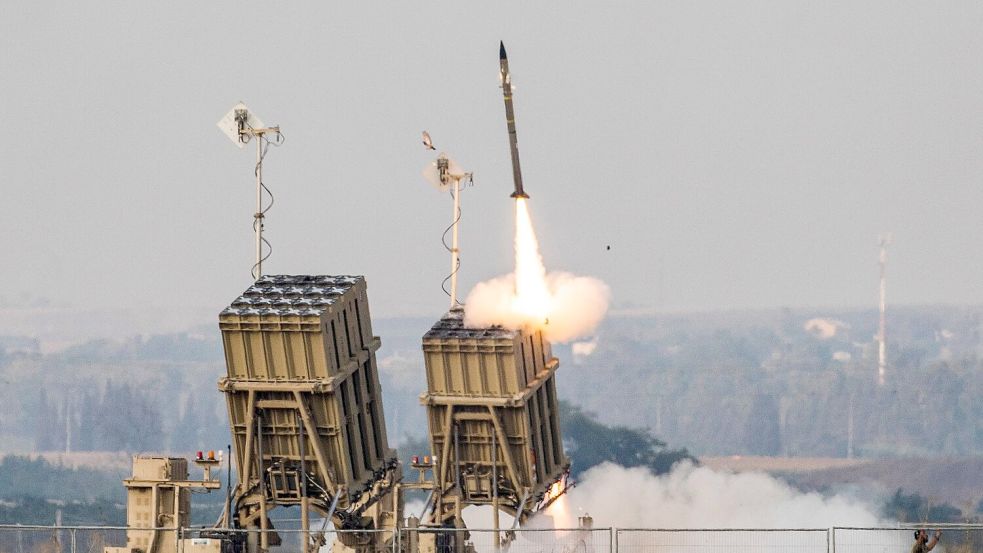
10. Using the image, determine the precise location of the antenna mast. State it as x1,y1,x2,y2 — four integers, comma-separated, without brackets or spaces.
217,102,283,280
421,134,473,310
442,156,462,309
877,233,891,386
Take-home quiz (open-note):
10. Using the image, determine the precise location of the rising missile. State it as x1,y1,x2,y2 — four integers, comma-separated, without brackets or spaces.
500,41,529,199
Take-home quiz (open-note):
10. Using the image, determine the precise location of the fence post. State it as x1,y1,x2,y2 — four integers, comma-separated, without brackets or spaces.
613,528,618,553
70,528,76,553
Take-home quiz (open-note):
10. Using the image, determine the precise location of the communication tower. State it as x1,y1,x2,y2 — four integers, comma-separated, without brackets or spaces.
877,233,891,386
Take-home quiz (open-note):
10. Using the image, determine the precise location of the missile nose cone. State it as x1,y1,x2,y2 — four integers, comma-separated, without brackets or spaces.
499,41,507,61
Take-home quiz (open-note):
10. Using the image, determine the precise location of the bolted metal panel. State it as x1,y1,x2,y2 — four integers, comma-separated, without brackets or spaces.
119,457,192,553
422,311,556,397
219,275,394,519
420,310,568,518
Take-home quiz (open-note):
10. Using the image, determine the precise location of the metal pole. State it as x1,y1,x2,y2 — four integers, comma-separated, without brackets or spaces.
877,236,888,386
173,486,181,553
226,444,233,529
257,414,268,552
55,510,62,553
491,428,499,551
846,393,854,459
255,135,263,280
510,491,528,531
449,178,461,309
453,425,462,494
324,492,342,524
298,413,310,553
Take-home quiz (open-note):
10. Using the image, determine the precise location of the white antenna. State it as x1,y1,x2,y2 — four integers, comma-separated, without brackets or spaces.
421,133,473,310
217,102,284,280
877,232,892,386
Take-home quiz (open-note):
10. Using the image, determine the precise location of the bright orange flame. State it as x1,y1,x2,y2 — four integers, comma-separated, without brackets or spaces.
512,198,552,325
544,481,569,526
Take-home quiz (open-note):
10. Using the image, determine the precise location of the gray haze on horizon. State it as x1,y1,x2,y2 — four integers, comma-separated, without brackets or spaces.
3,2,983,327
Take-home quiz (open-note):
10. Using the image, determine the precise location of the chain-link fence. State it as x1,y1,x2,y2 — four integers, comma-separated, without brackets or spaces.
403,527,613,553
180,527,394,553
616,529,829,553
0,526,611,553
832,525,983,553
0,526,129,553
7,525,983,553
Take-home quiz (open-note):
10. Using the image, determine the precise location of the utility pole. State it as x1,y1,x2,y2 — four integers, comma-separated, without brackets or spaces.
847,391,854,459
877,233,891,386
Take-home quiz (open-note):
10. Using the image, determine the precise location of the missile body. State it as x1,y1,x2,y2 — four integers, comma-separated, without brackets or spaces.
500,41,529,199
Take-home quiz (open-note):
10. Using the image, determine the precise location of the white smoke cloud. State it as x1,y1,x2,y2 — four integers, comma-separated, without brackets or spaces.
463,272,610,344
456,463,880,530
542,462,881,528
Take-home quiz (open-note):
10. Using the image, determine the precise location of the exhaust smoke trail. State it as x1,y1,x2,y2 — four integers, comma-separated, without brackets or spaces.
464,198,610,343
512,198,551,322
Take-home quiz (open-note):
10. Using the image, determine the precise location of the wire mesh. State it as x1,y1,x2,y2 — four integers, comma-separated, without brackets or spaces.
615,529,829,553
403,527,613,553
12,525,983,553
0,527,128,553
832,526,983,553
180,526,394,553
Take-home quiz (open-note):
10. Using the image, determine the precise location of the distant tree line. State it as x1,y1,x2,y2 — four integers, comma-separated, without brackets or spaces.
398,402,694,484
35,382,163,452
566,306,983,458
0,456,124,502
883,488,966,523
0,496,124,526
559,401,694,477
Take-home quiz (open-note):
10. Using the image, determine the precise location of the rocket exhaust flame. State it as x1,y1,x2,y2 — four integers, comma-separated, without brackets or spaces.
464,41,609,342
512,198,551,322
464,199,611,343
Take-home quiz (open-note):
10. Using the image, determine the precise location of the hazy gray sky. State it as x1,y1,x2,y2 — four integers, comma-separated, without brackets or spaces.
3,2,982,323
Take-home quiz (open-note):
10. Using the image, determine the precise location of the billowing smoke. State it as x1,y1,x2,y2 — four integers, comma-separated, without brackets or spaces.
463,199,610,344
464,272,610,343
458,463,880,530
545,463,881,528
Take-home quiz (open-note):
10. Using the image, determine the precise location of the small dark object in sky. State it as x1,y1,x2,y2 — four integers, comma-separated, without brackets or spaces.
606,245,611,251
422,131,435,150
